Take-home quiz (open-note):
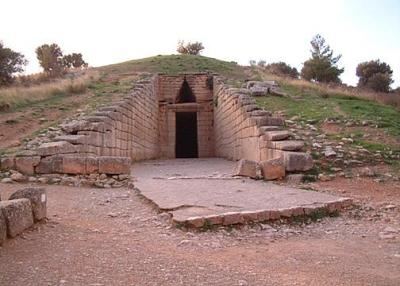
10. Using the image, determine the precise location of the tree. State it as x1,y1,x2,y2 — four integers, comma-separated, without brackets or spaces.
36,43,64,76
177,41,204,55
257,60,266,67
0,41,27,86
265,62,299,78
62,53,88,69
301,34,344,83
249,60,256,66
356,60,393,92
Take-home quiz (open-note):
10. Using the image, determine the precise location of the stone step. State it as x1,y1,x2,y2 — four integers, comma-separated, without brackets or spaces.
283,151,314,171
250,110,271,117
268,140,304,151
253,116,285,127
54,135,87,145
262,130,291,141
259,126,283,133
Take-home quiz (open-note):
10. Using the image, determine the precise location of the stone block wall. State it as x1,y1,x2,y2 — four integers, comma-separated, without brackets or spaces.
213,77,313,172
1,73,313,176
1,78,160,175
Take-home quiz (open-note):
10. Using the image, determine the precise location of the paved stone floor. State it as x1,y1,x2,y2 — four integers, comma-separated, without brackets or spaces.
133,158,350,227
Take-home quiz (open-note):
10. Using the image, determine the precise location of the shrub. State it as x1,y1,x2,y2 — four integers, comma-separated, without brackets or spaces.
265,62,299,78
177,41,204,55
356,60,393,92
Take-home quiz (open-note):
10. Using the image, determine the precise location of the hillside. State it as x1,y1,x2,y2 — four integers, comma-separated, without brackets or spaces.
1,55,399,177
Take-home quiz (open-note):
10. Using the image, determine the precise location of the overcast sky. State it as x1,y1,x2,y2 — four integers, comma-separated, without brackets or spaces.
1,0,399,87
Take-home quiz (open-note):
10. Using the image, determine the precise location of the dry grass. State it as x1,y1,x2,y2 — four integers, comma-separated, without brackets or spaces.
0,70,99,111
256,69,400,109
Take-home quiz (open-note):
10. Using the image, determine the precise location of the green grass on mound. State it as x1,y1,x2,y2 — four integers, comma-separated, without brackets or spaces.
99,54,246,79
255,83,400,137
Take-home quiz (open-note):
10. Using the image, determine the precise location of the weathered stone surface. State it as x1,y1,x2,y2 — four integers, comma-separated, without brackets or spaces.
0,156,15,170
254,116,285,127
1,178,13,184
15,150,39,157
233,159,258,178
260,157,286,180
54,135,87,144
62,156,87,174
0,210,6,245
35,155,64,174
37,141,76,156
9,188,47,221
268,140,304,151
285,174,304,184
10,172,27,182
15,156,41,175
60,120,89,134
98,156,131,174
135,158,351,227
0,199,34,238
259,126,282,133
262,130,291,141
284,152,314,172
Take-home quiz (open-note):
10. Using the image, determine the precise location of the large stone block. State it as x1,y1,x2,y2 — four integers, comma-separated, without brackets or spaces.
284,151,314,172
54,135,87,144
98,156,131,174
0,199,34,238
9,188,47,221
37,141,76,156
60,120,89,134
233,159,258,178
62,156,87,174
260,157,286,180
35,155,64,174
261,130,291,141
0,211,6,245
0,156,15,170
86,156,100,174
268,140,304,151
15,156,41,175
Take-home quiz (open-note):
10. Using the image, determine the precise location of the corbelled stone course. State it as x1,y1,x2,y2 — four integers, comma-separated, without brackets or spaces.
213,77,312,172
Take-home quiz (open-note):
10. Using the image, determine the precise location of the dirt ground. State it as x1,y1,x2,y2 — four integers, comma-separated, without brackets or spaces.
0,95,88,150
0,175,399,286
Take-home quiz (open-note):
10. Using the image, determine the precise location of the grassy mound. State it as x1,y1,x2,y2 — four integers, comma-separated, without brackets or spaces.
99,54,246,79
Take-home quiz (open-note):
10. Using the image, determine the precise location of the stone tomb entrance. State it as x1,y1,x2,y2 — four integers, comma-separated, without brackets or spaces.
174,78,199,158
6,72,315,178
158,74,214,159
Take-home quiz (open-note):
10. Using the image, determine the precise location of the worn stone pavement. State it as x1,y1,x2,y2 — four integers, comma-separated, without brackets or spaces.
133,159,350,226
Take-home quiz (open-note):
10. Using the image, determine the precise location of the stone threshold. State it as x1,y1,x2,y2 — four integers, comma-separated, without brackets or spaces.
170,198,352,228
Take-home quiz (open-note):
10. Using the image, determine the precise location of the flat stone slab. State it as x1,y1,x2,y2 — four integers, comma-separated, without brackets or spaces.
133,158,351,228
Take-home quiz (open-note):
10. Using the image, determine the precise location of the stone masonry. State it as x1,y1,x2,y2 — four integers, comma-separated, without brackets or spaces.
213,77,313,171
0,74,313,176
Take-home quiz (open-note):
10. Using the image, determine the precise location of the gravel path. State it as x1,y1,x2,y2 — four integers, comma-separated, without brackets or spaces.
0,180,399,285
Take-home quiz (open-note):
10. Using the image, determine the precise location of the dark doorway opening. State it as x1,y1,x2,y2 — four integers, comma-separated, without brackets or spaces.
175,112,198,158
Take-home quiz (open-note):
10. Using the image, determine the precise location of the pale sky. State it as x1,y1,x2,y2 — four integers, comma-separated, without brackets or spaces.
1,0,399,87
